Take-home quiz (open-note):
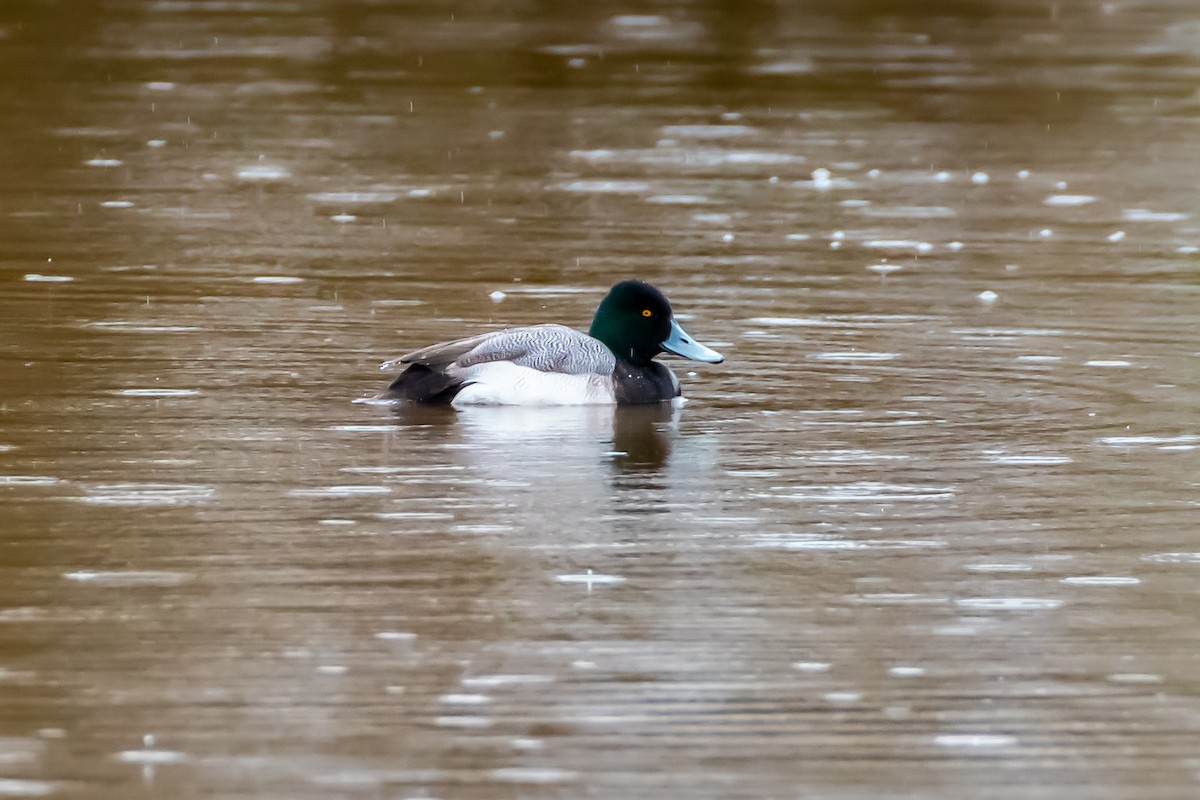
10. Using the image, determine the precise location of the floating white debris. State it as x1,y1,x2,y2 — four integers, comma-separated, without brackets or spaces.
1017,169,1031,180
114,389,199,398
306,191,400,204
867,263,903,276
462,674,554,688
288,486,391,497
812,352,899,362
555,570,626,588
1122,208,1188,222
785,233,811,241
934,171,952,182
100,200,134,208
78,484,215,506
489,290,507,302
237,164,291,182
115,748,188,765
889,666,926,677
793,661,831,673
24,274,73,283
1106,673,1162,684
977,290,998,305
1099,435,1199,447
970,171,989,185
0,779,58,797
935,734,1016,748
811,167,833,190
316,665,348,675
659,124,755,139
374,631,417,641
1107,230,1126,242
1038,228,1053,238
145,81,176,91
147,139,166,148
1060,576,1140,586
330,213,357,223
558,180,650,194
721,233,735,243
1086,359,1132,367
439,693,489,705
1,475,61,486
985,453,1071,465
955,597,1062,611
965,563,1034,573
1016,355,1061,363
1043,194,1096,206
64,571,191,586
490,767,578,784
87,158,123,167
946,241,964,250
1177,245,1198,254
824,691,861,703
1143,552,1200,564
252,276,304,284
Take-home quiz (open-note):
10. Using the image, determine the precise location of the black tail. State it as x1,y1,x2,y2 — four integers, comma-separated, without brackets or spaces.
375,364,465,404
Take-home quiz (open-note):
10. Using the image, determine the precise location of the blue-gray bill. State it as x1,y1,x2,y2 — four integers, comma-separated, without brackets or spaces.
661,318,723,363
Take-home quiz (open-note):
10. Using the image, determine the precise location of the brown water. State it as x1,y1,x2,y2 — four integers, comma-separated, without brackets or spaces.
2,2,1200,798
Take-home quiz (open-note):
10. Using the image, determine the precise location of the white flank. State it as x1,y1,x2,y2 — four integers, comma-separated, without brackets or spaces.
451,363,615,407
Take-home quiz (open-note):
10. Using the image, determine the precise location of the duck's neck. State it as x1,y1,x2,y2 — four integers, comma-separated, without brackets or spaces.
589,317,653,366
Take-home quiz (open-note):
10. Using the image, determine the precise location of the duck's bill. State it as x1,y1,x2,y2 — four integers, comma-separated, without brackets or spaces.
661,318,724,363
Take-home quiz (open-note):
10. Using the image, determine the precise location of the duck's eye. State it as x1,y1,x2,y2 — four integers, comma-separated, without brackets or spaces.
641,309,653,317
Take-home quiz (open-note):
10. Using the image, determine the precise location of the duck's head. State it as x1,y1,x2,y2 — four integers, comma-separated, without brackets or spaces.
588,280,724,366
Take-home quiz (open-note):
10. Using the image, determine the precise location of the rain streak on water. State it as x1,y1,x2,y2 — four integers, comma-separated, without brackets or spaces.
1,2,1199,799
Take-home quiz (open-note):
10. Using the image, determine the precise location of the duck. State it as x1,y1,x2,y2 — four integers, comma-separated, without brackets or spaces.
375,280,723,407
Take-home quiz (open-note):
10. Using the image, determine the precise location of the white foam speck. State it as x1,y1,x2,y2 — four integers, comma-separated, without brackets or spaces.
555,570,626,587
24,274,73,283
558,180,650,194
439,693,489,705
0,779,58,797
1017,169,1031,179
252,275,304,284
1107,230,1126,242
287,486,391,498
237,164,291,182
1038,228,1053,238
461,674,554,688
87,158,123,167
934,171,952,182
64,570,192,586
114,389,199,398
659,124,755,139
955,597,1062,611
1016,355,1061,363
867,263,903,276
1061,576,1140,586
985,453,1071,466
977,290,998,304
101,200,135,208
78,483,215,506
435,716,491,729
824,691,861,703
330,213,357,223
145,81,176,91
115,748,188,765
1086,359,1132,367
793,661,831,673
1106,673,1162,684
935,734,1016,748
812,352,899,362
1142,552,1200,564
147,139,166,148
1100,435,1199,447
970,171,989,185
889,666,926,677
965,563,1034,573
490,767,578,784
1,476,61,486
374,631,417,641
1043,194,1097,206
1122,208,1188,222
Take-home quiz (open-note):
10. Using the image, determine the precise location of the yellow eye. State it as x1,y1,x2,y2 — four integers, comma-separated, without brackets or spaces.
642,309,652,317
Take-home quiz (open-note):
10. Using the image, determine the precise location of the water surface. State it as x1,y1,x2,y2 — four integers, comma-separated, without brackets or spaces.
2,2,1200,798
